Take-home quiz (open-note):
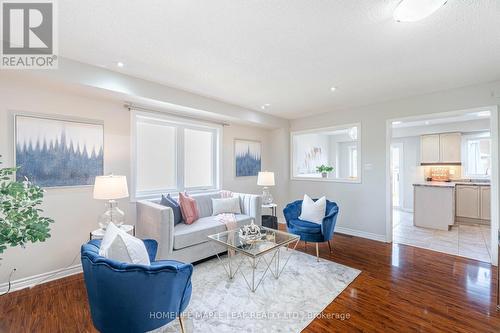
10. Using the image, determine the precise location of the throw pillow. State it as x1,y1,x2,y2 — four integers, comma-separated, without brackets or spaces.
299,194,326,224
178,192,200,225
212,197,242,216
99,221,120,257
99,222,151,265
160,194,183,225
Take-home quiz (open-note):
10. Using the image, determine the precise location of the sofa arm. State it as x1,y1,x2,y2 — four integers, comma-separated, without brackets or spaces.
136,200,174,260
234,193,262,226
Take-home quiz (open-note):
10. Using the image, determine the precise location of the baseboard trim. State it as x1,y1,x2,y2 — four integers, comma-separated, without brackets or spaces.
0,264,82,294
335,227,386,243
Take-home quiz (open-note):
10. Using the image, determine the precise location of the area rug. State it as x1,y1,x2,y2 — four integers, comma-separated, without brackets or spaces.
153,250,360,333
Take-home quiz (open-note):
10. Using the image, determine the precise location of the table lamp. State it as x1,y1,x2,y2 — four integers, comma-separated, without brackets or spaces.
257,171,275,205
93,175,129,229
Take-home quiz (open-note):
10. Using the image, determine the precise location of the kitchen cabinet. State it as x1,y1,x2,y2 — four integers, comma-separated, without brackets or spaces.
456,185,480,219
439,133,461,163
456,184,490,221
421,135,440,164
414,184,455,231
480,186,491,220
420,133,461,164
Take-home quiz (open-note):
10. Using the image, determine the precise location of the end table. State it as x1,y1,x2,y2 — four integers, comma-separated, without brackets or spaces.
90,224,135,240
262,203,277,217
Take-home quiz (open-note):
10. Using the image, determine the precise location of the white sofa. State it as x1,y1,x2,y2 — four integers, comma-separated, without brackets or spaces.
136,192,262,263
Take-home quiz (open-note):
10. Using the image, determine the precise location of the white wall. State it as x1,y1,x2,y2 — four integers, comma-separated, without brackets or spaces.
0,74,283,287
0,75,132,286
289,80,500,243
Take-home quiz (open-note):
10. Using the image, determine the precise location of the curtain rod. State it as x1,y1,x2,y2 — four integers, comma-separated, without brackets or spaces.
124,103,230,127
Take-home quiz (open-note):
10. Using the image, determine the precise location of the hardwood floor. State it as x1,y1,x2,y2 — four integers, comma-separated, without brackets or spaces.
0,232,498,332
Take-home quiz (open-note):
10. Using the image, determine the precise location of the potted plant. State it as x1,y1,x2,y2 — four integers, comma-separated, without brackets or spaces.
316,165,334,178
0,157,54,258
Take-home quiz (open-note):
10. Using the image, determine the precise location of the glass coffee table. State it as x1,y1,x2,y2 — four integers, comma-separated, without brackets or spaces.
208,226,300,292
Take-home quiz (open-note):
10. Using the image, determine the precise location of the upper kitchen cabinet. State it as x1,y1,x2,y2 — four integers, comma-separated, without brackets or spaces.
420,132,461,165
439,133,461,163
421,134,440,163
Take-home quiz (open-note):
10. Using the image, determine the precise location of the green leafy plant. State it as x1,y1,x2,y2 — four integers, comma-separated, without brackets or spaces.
0,158,54,257
316,165,334,173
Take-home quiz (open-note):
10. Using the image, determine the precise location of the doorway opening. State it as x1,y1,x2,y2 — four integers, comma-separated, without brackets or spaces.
386,107,498,264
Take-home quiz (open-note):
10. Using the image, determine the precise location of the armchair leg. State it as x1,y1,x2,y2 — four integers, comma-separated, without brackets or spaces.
179,315,186,333
328,240,333,254
304,241,307,251
315,243,319,262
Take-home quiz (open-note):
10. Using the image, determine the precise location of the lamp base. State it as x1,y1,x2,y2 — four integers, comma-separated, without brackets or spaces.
262,187,273,205
98,200,125,229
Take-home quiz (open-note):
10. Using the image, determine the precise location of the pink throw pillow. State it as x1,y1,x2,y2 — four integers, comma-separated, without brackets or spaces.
179,192,199,225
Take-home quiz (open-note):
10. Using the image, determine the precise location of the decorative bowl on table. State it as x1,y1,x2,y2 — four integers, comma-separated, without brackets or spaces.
238,221,262,243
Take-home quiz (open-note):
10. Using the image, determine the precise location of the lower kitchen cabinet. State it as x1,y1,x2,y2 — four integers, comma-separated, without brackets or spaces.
456,185,490,221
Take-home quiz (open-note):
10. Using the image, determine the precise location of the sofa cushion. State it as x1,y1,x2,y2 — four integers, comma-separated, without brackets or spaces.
160,194,183,225
212,197,241,216
173,214,253,250
179,192,199,224
193,192,222,218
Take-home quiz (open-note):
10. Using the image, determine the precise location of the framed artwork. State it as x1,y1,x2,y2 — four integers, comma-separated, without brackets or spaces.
234,139,261,177
15,114,104,187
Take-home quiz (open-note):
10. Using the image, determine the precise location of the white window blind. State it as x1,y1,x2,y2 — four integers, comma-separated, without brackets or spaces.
132,111,221,199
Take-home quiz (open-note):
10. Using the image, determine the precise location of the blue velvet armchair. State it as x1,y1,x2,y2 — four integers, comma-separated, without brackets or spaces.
81,239,193,333
283,199,339,261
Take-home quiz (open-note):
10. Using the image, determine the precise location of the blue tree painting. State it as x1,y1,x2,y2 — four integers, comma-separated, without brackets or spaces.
15,116,104,187
235,140,261,177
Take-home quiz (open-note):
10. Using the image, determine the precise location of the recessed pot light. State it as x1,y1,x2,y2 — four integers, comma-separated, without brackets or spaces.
330,86,337,92
394,0,447,22
116,62,125,68
261,103,271,110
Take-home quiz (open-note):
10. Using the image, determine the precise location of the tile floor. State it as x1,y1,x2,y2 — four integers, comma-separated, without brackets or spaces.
393,210,492,263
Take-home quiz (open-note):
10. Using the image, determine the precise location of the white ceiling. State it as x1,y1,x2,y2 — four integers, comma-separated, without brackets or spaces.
58,0,500,119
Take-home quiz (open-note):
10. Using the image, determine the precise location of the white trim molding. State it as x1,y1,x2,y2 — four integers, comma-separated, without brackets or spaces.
335,226,386,243
0,264,82,294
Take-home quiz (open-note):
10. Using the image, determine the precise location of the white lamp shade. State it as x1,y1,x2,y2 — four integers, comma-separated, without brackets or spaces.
93,175,129,200
257,172,275,186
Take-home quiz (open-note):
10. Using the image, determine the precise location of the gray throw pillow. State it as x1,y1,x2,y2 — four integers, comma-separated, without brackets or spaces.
160,194,183,225
212,197,241,216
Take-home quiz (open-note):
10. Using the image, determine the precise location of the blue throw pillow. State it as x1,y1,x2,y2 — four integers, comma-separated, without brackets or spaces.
160,194,183,225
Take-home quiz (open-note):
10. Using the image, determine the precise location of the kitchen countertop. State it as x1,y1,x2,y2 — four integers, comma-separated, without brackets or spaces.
413,181,490,187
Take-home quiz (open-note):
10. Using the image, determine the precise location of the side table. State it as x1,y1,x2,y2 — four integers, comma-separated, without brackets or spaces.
262,203,277,217
90,224,135,240
262,203,278,229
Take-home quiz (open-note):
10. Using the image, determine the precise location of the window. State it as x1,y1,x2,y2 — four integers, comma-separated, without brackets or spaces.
133,111,221,199
184,128,214,189
463,133,491,178
291,123,361,182
349,146,358,178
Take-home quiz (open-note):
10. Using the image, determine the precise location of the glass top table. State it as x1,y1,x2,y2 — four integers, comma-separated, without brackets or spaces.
208,226,300,292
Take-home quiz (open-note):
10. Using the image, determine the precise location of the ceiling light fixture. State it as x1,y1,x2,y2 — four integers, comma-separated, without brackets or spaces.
261,103,271,110
392,121,402,125
330,86,337,92
393,0,447,22
116,61,125,68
